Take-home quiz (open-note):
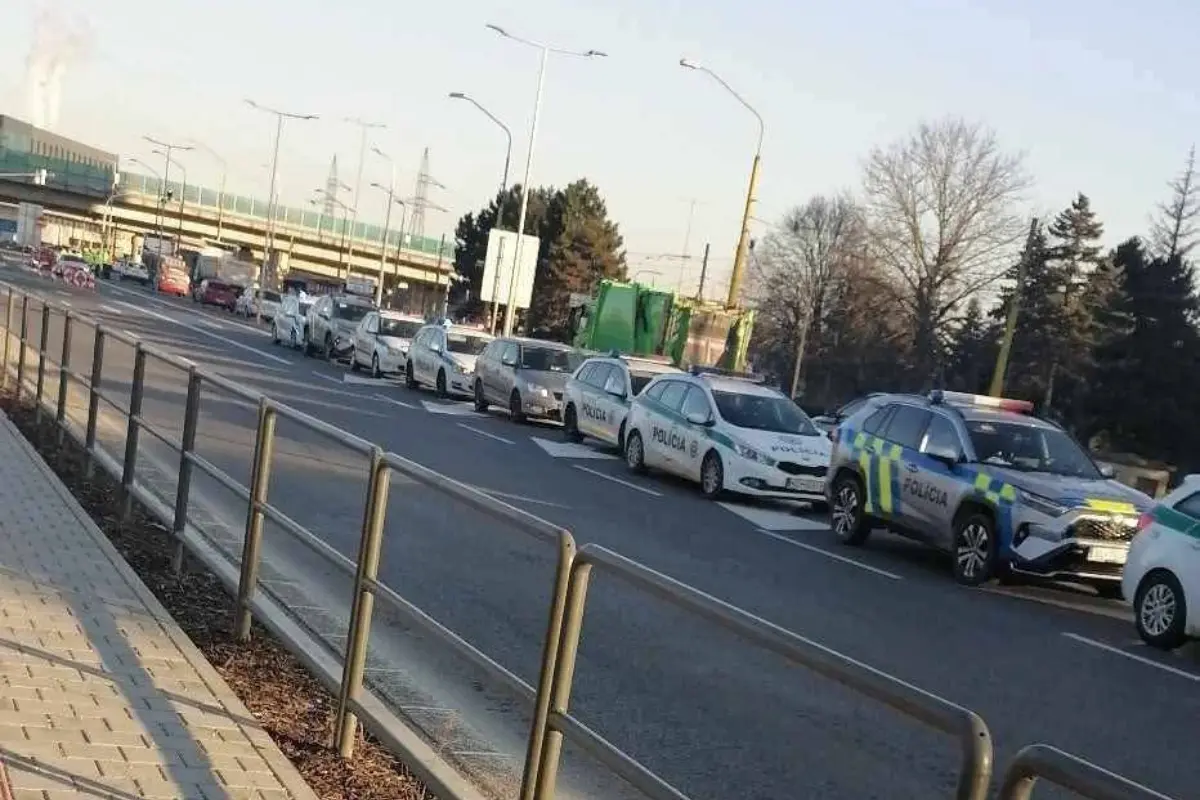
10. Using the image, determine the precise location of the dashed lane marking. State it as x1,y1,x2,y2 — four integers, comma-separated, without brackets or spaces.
1063,632,1200,683
718,500,829,532
573,465,662,497
457,424,514,445
374,393,416,409
531,436,618,460
981,585,1133,622
755,529,903,580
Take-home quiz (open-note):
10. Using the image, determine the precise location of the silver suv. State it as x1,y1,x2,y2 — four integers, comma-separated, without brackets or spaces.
825,390,1152,591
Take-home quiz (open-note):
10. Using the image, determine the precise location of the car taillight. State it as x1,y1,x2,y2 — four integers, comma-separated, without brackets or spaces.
1136,511,1154,532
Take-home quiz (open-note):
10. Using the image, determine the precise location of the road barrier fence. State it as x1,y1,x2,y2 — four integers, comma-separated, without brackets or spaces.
0,279,1176,800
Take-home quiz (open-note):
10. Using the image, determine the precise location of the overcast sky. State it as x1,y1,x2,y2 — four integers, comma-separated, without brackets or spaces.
2,0,1196,295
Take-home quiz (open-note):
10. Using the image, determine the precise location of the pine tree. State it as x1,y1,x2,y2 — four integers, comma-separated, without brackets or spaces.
944,298,996,393
989,222,1057,402
1150,146,1200,261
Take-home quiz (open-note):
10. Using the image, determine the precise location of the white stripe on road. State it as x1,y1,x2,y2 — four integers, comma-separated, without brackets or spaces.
1063,632,1200,683
105,283,269,337
198,318,226,330
112,300,293,366
755,529,903,580
374,393,415,409
457,424,514,444
474,487,570,509
573,465,662,497
100,304,124,315
311,371,343,386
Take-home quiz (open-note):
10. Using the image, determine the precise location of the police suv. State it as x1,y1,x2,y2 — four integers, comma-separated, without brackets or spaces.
826,390,1153,590
623,367,832,501
561,354,681,448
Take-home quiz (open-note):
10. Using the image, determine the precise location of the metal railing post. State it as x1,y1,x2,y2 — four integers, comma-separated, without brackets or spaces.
35,303,50,422
519,533,577,800
1,288,14,391
15,295,28,401
234,399,277,641
531,561,595,800
85,329,105,479
120,344,147,521
171,369,203,575
56,311,72,442
334,448,392,758
997,745,1174,800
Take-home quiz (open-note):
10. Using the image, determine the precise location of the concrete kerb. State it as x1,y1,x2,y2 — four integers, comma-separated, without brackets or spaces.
2,326,491,800
0,410,321,800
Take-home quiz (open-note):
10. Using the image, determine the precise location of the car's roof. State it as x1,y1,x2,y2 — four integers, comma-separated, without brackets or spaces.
444,325,492,338
502,336,573,350
957,406,1059,429
627,359,681,375
379,310,423,321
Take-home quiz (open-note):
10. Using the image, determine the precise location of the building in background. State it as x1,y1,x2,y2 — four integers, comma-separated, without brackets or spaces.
0,114,117,197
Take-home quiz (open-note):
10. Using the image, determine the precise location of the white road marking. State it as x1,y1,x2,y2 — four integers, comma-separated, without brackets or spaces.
473,487,570,509
755,529,903,580
573,465,662,496
374,393,415,409
198,318,226,330
457,424,514,444
718,501,829,532
344,374,401,386
982,586,1133,622
111,300,293,366
311,370,344,386
122,329,139,338
421,400,483,416
531,436,618,460
105,283,270,337
100,304,124,315
1063,632,1200,682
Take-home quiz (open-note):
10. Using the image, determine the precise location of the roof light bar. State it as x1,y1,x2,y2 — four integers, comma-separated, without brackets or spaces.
929,390,1034,414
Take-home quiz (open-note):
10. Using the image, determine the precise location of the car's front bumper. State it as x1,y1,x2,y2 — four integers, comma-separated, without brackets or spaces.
377,351,405,373
448,372,474,396
728,459,828,501
521,391,562,420
1008,509,1137,584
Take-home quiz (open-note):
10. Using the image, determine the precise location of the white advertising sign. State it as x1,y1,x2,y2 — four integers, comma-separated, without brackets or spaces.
480,228,539,310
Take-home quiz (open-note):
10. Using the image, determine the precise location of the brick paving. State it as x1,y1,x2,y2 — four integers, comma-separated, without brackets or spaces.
0,412,318,800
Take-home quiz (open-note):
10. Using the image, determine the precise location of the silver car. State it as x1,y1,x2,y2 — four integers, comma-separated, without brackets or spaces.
825,390,1153,591
473,337,583,422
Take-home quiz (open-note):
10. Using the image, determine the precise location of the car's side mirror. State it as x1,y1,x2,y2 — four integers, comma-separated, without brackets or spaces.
925,445,961,467
501,355,517,367
685,411,714,427
1099,463,1117,479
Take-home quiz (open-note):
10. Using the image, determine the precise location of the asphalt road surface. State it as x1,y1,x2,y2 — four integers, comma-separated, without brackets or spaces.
1,260,1195,800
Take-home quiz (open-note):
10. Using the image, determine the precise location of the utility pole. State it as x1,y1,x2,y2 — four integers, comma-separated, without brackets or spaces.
989,217,1040,397
695,242,710,301
344,117,387,270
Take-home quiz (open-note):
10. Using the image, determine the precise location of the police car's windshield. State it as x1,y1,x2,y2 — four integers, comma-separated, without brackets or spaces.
379,318,422,338
966,420,1101,479
334,301,372,322
447,333,489,355
521,347,575,372
712,391,820,435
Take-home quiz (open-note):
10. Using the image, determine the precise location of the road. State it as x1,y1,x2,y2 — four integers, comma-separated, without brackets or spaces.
2,260,1195,800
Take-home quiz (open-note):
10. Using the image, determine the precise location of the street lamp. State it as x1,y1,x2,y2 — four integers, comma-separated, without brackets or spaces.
152,149,188,240
370,174,400,307
144,137,192,266
190,140,228,241
246,99,318,322
449,91,513,335
486,23,607,336
679,58,763,309
344,117,387,269
314,189,356,275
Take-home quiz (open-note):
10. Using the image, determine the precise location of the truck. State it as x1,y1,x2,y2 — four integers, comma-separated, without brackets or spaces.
190,246,257,300
567,279,755,370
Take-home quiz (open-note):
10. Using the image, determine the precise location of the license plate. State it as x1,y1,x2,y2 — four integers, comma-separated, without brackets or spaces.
1088,546,1127,564
786,477,823,493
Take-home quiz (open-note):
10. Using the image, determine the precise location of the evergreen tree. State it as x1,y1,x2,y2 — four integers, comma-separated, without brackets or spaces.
1089,238,1200,466
1150,146,1200,261
989,222,1057,402
943,298,996,393
527,180,626,336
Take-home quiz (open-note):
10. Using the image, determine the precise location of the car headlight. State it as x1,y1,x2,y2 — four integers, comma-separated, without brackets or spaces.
526,382,550,396
386,345,404,357
733,442,776,467
1018,489,1069,517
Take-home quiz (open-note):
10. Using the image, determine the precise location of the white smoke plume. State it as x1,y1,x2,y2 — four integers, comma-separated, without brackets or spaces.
24,0,91,131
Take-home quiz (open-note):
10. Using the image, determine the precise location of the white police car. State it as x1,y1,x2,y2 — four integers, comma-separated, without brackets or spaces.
561,354,682,449
405,322,493,397
623,367,832,502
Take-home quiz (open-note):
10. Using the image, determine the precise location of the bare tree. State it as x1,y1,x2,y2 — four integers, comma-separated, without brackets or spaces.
862,118,1030,384
749,194,864,397
1150,145,1200,261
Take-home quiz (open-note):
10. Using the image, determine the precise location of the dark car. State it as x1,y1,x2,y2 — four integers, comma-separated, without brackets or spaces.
199,279,240,311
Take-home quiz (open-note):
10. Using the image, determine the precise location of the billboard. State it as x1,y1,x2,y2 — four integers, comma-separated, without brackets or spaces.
480,228,539,310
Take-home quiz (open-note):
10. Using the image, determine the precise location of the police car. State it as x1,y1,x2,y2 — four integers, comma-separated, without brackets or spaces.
405,321,493,397
826,390,1153,589
623,367,832,502
561,354,682,448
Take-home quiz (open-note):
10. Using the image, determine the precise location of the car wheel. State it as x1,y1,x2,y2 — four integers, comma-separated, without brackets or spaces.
953,511,997,586
349,348,360,371
1135,570,1189,650
617,420,627,451
831,474,872,546
372,354,382,378
700,451,725,499
436,370,449,398
271,324,281,345
474,380,489,413
563,405,583,443
405,362,418,389
324,334,335,362
303,329,314,357
624,430,646,473
509,390,526,423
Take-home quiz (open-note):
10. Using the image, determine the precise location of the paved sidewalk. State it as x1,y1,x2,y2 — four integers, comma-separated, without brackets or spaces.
0,412,319,800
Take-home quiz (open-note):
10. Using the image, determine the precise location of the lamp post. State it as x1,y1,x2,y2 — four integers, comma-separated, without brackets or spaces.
190,141,228,241
246,99,318,323
370,179,397,307
449,91,513,334
344,117,387,270
486,23,607,336
679,58,763,309
151,149,187,241
143,137,192,268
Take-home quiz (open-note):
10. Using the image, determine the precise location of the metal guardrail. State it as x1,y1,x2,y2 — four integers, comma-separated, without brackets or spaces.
0,279,1179,800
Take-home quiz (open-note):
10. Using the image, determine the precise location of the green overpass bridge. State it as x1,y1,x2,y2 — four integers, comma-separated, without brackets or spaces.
0,149,454,307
